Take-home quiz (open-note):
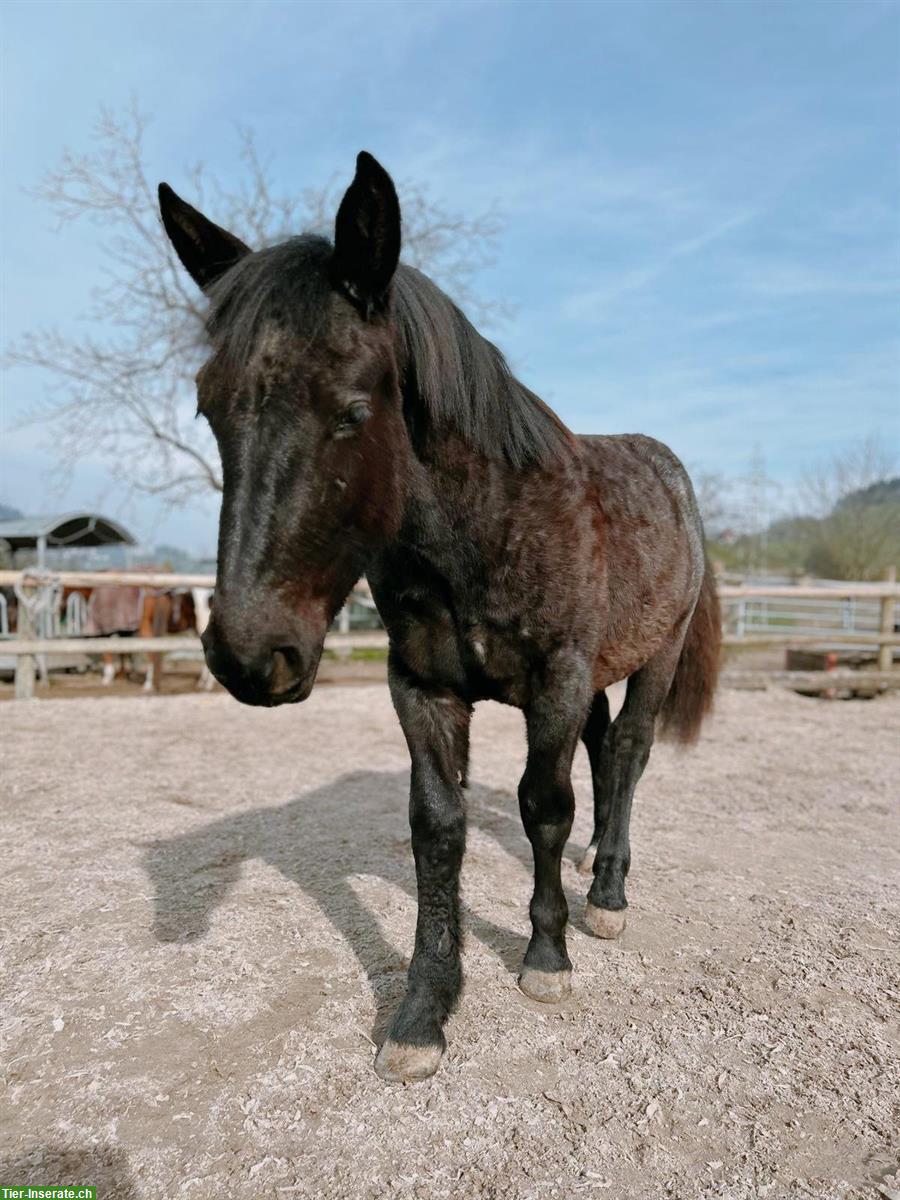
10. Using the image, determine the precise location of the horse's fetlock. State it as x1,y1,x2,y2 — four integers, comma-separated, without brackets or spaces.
530,892,569,933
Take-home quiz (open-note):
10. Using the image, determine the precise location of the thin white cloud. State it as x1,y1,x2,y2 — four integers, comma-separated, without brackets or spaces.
735,258,897,299
559,207,759,319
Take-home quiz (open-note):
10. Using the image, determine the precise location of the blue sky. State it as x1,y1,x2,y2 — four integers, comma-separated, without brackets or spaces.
2,0,898,552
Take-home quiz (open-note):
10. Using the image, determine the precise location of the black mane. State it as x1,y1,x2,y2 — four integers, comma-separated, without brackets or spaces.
206,235,572,468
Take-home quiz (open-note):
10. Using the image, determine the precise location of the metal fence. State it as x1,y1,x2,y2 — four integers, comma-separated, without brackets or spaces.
722,591,887,640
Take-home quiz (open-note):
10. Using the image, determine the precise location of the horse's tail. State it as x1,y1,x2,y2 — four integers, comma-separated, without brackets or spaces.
659,556,721,745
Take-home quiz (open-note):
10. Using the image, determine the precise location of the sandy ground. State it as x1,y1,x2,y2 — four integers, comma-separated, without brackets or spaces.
1,684,898,1200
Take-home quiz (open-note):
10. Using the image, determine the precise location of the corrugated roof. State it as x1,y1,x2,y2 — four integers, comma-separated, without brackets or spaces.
0,512,135,549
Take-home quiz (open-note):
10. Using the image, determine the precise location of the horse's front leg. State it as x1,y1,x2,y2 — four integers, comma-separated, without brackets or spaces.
518,658,593,1003
374,655,471,1083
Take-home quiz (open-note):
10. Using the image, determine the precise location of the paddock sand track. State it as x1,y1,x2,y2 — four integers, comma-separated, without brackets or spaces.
1,687,897,1200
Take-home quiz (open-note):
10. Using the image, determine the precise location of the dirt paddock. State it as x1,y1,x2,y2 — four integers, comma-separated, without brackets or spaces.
1,685,897,1199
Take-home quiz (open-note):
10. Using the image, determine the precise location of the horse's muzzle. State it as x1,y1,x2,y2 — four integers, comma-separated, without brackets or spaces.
201,612,323,707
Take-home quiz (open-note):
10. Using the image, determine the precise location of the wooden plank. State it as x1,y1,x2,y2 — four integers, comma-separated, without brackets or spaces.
1,569,898,599
4,637,204,655
325,630,389,650
721,670,900,691
718,583,900,600
879,566,897,673
14,587,36,700
722,632,900,647
0,569,216,589
1,630,389,656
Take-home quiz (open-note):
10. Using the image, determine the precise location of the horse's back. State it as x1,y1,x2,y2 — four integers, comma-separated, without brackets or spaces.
578,432,703,560
579,431,695,504
577,433,707,688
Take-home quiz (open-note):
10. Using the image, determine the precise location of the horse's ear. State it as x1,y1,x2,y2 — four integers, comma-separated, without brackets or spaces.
158,183,251,291
332,151,401,317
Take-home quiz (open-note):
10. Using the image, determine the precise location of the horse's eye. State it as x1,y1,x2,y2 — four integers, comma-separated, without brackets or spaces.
335,401,371,436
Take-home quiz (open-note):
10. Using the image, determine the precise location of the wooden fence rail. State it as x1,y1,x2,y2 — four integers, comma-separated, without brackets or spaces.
2,631,389,657
0,569,217,589
719,670,899,693
717,582,900,600
13,630,898,654
2,569,898,598
2,567,896,699
3,569,899,598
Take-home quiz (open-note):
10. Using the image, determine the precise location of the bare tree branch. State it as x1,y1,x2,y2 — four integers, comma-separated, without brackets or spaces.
691,469,734,538
7,102,506,506
800,434,897,517
801,436,899,579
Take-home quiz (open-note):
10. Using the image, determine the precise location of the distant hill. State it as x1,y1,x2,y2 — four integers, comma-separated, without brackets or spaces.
836,477,900,510
0,503,23,522
709,476,900,579
148,543,214,572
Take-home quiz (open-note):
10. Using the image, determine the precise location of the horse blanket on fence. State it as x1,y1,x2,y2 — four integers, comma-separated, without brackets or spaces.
85,586,144,636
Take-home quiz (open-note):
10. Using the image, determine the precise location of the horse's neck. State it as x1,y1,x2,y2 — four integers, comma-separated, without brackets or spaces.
389,382,584,587
392,431,529,585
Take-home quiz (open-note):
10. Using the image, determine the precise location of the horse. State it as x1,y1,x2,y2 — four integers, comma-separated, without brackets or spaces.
137,586,199,692
158,152,721,1083
68,574,199,691
190,586,216,690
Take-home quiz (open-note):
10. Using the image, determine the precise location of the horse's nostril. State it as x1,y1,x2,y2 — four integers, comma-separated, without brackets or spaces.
270,646,302,694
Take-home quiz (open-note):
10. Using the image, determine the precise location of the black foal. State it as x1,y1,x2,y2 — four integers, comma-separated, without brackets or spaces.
158,150,721,1082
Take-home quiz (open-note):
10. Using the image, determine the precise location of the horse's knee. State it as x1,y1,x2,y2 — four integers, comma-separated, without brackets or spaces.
410,802,465,870
519,765,575,831
610,714,655,763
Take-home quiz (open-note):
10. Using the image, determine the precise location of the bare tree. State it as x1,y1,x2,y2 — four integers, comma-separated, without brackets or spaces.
801,434,897,518
801,435,899,579
692,469,734,539
8,102,505,503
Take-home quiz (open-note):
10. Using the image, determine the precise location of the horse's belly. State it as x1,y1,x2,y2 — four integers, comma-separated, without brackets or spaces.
592,580,695,690
592,642,660,691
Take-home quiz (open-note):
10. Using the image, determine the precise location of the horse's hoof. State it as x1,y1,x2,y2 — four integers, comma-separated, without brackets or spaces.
577,844,597,875
373,1039,443,1083
518,967,572,1003
585,903,626,939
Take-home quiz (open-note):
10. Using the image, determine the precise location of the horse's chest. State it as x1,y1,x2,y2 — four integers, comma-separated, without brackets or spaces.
378,587,532,704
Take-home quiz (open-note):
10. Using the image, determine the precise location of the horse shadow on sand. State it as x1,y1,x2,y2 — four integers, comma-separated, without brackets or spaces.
2,1145,136,1200
142,769,594,1041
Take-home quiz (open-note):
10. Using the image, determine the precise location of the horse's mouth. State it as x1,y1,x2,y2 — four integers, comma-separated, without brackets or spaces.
210,662,318,708
268,674,316,706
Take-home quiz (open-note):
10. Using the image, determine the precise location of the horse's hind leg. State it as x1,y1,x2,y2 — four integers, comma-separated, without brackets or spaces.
576,690,612,875
583,646,680,939
517,657,593,1003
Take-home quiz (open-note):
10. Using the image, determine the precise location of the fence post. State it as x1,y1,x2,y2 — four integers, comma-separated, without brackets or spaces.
878,566,897,674
14,582,36,700
335,605,351,662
